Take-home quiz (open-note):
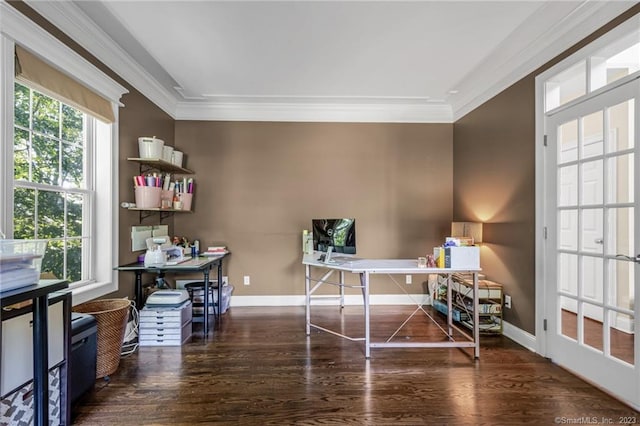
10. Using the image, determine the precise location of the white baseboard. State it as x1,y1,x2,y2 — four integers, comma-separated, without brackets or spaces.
502,320,537,352
229,294,431,307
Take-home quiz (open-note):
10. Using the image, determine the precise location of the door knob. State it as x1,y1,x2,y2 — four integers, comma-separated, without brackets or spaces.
615,254,640,263
594,238,604,244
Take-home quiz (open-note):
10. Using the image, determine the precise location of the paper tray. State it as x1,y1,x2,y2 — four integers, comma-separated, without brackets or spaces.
0,240,48,293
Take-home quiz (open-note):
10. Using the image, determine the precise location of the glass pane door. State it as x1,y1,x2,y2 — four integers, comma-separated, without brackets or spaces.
545,78,638,406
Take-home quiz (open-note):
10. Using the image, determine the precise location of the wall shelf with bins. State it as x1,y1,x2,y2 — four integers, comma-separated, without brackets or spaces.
433,273,503,335
126,157,195,222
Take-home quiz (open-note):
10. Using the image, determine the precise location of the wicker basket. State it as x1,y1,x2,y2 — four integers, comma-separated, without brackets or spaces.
73,299,131,379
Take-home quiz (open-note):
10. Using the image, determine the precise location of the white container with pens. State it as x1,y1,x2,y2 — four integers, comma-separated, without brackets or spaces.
132,173,170,209
135,187,161,208
174,177,194,211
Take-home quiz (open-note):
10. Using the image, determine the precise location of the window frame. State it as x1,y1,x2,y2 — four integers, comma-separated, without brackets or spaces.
0,3,127,304
543,15,640,115
13,82,95,285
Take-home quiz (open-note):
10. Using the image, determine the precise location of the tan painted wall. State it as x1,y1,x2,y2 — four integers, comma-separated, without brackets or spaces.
115,89,175,299
174,121,453,296
453,77,536,332
453,4,640,334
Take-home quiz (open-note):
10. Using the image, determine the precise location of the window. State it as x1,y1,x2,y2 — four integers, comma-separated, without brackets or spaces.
544,21,640,112
1,2,127,303
545,61,587,112
13,82,91,283
590,31,640,92
9,77,117,300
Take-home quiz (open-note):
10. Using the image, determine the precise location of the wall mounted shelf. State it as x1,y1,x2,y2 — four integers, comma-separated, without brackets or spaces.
127,207,192,221
126,157,195,223
127,157,193,175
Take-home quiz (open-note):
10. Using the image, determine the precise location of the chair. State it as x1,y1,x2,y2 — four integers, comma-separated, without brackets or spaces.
184,281,218,324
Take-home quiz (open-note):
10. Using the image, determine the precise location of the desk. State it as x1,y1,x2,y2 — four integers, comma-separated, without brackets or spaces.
1,280,70,426
116,253,228,335
303,255,481,359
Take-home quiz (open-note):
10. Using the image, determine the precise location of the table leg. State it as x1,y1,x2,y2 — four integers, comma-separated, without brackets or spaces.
135,271,143,308
340,271,345,309
203,268,210,336
361,272,371,359
217,260,223,321
33,294,49,426
473,272,480,359
446,274,453,339
305,264,311,336
60,291,72,426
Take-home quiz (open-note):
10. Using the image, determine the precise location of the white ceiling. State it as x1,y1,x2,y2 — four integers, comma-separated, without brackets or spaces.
27,1,638,122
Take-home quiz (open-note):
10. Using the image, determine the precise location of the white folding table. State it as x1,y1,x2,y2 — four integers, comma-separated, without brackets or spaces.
303,254,481,359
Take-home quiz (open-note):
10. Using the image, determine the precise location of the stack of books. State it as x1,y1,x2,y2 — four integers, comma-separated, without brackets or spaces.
203,246,227,256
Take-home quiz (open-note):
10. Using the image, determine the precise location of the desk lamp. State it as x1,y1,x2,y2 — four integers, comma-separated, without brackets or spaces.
451,222,483,245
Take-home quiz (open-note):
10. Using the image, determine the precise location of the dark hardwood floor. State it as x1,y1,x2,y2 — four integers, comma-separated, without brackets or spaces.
561,309,634,364
72,306,638,425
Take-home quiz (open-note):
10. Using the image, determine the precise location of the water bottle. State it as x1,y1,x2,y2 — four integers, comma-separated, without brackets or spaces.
302,230,314,255
302,230,310,254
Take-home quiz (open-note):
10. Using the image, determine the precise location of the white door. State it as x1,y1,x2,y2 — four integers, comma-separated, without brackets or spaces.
545,78,639,406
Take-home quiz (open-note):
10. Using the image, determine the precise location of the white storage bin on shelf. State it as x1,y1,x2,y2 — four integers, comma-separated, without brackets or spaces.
138,137,164,159
0,239,47,292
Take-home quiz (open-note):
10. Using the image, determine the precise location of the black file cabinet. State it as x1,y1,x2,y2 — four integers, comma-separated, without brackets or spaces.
70,312,97,407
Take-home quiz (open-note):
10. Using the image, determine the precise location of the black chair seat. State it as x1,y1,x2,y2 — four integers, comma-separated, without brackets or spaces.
184,281,218,318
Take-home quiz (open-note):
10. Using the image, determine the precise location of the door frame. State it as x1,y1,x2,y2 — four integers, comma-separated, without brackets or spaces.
536,11,640,357
535,13,640,409
539,72,639,409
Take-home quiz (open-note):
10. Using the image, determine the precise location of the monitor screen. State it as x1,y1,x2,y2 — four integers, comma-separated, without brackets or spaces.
312,218,356,254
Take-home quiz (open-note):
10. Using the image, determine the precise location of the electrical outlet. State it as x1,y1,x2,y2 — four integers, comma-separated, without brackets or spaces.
222,276,229,286
405,275,412,285
505,294,512,309
243,275,250,286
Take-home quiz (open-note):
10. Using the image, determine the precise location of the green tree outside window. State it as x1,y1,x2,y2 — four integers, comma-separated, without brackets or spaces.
13,82,87,283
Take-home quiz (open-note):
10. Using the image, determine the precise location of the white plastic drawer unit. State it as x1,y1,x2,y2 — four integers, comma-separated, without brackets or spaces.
0,300,64,396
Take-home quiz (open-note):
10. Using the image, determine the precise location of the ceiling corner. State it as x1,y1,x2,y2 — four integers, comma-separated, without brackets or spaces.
450,0,637,122
24,0,180,119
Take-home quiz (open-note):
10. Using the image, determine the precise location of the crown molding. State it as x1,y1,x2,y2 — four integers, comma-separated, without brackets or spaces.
451,1,637,121
175,100,453,123
17,0,446,123
24,0,178,118
22,0,636,124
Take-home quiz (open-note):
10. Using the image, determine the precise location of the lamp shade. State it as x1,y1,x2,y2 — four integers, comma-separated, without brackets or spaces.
451,222,483,244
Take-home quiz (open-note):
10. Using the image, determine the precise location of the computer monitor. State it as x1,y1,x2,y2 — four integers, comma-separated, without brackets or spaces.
312,218,356,254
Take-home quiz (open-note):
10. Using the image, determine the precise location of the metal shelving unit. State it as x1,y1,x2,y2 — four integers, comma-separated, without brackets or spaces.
434,273,503,334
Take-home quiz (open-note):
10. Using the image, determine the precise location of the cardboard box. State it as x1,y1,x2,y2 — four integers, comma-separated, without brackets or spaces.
444,246,480,269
